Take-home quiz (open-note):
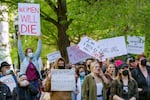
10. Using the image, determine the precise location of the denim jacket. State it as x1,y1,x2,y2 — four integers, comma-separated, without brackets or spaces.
18,39,42,80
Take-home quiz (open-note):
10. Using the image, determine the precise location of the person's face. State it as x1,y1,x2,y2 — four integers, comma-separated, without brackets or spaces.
1,66,10,75
107,64,115,75
58,60,65,66
120,66,128,74
26,48,33,55
139,57,146,65
93,63,101,74
130,62,136,67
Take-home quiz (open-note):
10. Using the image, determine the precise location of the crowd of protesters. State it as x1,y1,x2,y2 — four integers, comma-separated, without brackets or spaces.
0,34,150,100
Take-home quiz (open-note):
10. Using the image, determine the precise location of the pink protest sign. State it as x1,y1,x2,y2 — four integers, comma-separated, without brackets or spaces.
67,45,91,64
18,3,40,36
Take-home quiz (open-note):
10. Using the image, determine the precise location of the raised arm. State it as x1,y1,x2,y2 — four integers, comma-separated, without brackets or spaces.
35,35,42,59
17,32,25,61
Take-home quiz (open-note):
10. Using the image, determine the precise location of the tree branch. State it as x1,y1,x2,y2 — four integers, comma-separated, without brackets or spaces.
45,0,57,14
40,10,58,26
66,19,73,28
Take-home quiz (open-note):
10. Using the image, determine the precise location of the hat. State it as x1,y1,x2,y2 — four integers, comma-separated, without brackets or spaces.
118,63,128,70
115,60,123,68
0,61,11,71
128,58,135,63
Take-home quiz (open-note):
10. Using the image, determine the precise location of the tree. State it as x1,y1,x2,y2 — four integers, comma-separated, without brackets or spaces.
1,0,150,64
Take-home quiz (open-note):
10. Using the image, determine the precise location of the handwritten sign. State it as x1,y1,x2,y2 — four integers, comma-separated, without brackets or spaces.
127,36,145,54
51,69,75,91
67,45,91,64
0,75,17,92
97,36,127,60
47,51,61,63
18,3,40,35
78,36,99,59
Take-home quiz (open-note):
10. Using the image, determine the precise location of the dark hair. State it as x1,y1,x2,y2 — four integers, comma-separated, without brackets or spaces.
85,58,94,63
25,48,33,56
76,65,86,76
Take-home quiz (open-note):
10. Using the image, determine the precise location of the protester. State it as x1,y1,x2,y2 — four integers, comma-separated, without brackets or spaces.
0,81,12,100
127,57,137,71
17,32,42,99
0,61,18,98
105,63,116,100
76,65,86,100
131,54,150,100
13,74,39,100
105,63,116,80
40,69,51,100
82,60,108,100
0,61,15,77
110,63,138,100
44,57,72,100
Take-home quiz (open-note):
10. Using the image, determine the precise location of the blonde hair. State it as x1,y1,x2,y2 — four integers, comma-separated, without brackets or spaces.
105,63,116,76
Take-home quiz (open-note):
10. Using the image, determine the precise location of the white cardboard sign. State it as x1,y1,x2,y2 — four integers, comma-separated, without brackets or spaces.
18,3,40,36
47,51,61,63
0,75,17,92
78,36,99,59
51,69,75,91
97,36,127,60
67,45,91,64
127,36,145,54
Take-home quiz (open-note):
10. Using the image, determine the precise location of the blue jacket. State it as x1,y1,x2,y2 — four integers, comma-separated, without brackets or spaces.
18,39,42,80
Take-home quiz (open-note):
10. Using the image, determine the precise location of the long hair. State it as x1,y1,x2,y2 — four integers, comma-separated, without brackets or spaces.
53,57,66,69
105,63,116,78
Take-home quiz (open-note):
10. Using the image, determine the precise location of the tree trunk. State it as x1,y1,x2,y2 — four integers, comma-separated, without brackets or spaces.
57,0,70,63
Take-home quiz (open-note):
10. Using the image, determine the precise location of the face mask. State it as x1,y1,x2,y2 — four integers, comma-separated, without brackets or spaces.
20,80,29,87
141,59,147,66
122,70,129,76
79,72,85,77
28,53,33,58
6,69,11,74
58,66,65,69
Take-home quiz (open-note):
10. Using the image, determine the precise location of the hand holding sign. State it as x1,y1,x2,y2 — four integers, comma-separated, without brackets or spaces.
17,32,21,39
38,34,42,39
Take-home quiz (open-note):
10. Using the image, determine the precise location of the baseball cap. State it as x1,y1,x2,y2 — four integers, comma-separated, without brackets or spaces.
0,61,11,71
118,63,128,70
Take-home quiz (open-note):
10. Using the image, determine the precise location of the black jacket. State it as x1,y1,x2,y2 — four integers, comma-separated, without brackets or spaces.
13,83,39,100
0,83,12,100
131,65,150,100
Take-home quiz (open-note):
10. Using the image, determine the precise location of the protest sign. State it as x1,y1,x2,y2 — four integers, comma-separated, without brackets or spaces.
51,69,75,91
97,36,127,60
67,45,91,64
18,3,40,35
78,36,99,59
0,75,17,92
47,51,61,63
127,36,145,54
